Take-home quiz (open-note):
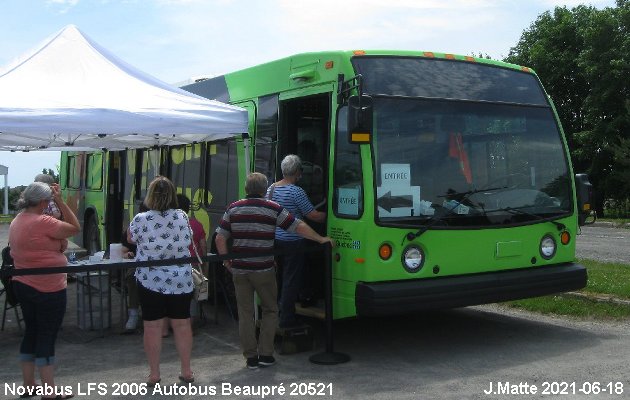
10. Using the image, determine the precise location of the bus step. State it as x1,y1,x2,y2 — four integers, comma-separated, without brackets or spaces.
276,324,314,355
296,302,325,320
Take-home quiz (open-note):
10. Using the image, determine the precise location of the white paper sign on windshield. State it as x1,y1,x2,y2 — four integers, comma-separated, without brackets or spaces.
377,185,421,217
377,164,422,217
381,164,411,186
337,187,360,216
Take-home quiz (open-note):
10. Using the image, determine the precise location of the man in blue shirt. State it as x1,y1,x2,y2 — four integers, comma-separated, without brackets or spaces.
267,155,326,328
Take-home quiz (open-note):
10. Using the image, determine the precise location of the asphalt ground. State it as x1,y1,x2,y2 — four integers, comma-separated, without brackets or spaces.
575,223,630,264
2,223,630,400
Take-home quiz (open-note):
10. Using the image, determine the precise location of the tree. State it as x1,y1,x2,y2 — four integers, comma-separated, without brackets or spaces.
0,186,26,213
579,0,630,203
1,167,59,212
41,168,60,183
505,0,630,215
471,52,493,60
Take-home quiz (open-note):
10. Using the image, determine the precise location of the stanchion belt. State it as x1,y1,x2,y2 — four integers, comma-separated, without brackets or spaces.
0,243,327,277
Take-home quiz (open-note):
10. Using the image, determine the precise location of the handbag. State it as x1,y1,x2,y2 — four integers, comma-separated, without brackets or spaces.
1,245,18,307
192,267,208,301
182,210,208,301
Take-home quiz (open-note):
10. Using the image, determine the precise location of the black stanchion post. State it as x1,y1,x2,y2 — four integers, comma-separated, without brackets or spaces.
213,259,219,324
120,266,127,329
309,243,350,365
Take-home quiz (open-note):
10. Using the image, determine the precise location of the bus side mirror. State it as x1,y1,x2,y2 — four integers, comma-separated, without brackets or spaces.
347,95,373,144
575,173,593,226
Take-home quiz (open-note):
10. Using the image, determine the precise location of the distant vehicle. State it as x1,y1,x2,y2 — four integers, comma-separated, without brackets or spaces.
61,50,592,319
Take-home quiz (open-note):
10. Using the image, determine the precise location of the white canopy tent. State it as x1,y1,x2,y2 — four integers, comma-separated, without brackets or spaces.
0,25,248,151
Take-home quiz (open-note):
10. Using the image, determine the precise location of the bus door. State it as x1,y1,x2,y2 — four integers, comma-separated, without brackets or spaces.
120,148,161,230
63,153,86,249
278,93,331,310
105,151,125,246
83,152,106,254
278,94,330,213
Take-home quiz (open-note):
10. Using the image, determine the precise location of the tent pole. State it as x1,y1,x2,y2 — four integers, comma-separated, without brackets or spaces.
3,175,8,215
1,165,8,215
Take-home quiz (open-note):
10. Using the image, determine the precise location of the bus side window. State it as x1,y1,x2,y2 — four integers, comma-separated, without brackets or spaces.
204,140,238,208
255,95,279,182
333,108,363,218
206,141,229,207
169,145,186,191
169,144,202,197
135,148,161,201
85,152,103,190
67,155,82,189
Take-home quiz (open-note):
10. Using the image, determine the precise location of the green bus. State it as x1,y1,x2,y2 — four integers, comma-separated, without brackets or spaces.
61,50,591,319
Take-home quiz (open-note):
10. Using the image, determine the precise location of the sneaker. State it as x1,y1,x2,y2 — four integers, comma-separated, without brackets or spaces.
125,314,138,330
246,357,259,369
258,355,276,367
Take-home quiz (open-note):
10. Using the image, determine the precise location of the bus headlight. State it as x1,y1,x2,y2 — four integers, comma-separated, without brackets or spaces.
539,235,557,260
402,245,424,273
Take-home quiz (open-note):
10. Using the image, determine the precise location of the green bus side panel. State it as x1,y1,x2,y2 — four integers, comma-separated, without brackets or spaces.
333,279,357,319
224,52,347,102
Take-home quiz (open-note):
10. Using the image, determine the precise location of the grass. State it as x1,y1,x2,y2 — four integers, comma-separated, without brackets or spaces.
598,217,630,227
506,259,630,320
0,214,13,224
581,259,630,298
508,295,630,320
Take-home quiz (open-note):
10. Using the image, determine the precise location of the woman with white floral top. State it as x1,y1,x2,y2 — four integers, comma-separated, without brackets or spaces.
127,176,194,385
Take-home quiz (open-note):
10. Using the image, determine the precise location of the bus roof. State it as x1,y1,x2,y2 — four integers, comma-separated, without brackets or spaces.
182,50,536,103
221,50,531,77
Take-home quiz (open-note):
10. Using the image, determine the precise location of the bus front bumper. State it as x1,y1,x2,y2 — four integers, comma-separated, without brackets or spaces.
355,262,587,317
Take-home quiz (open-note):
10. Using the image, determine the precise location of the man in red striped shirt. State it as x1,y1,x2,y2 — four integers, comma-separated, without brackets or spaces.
215,172,333,369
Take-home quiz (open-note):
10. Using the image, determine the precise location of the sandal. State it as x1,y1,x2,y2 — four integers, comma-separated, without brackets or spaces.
146,378,161,388
179,374,194,384
19,384,41,399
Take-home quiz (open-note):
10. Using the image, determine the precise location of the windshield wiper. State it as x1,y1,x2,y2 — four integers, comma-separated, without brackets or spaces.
501,207,566,231
436,186,508,199
404,185,508,243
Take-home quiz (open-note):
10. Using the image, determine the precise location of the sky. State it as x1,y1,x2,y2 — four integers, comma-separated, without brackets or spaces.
0,0,617,187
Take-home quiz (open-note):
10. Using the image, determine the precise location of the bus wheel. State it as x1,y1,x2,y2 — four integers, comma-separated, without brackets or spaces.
84,214,100,255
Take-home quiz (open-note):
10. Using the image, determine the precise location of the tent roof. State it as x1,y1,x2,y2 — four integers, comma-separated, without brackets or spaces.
0,25,247,151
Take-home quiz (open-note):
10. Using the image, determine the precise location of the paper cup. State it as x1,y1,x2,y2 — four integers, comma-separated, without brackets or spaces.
109,243,123,261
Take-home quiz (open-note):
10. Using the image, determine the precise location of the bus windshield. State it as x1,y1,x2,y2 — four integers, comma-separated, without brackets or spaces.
370,97,572,227
348,56,572,227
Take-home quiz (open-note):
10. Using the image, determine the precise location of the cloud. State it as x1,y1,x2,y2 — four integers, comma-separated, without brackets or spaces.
537,0,615,7
115,0,616,82
272,0,503,55
130,0,511,81
46,0,80,14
